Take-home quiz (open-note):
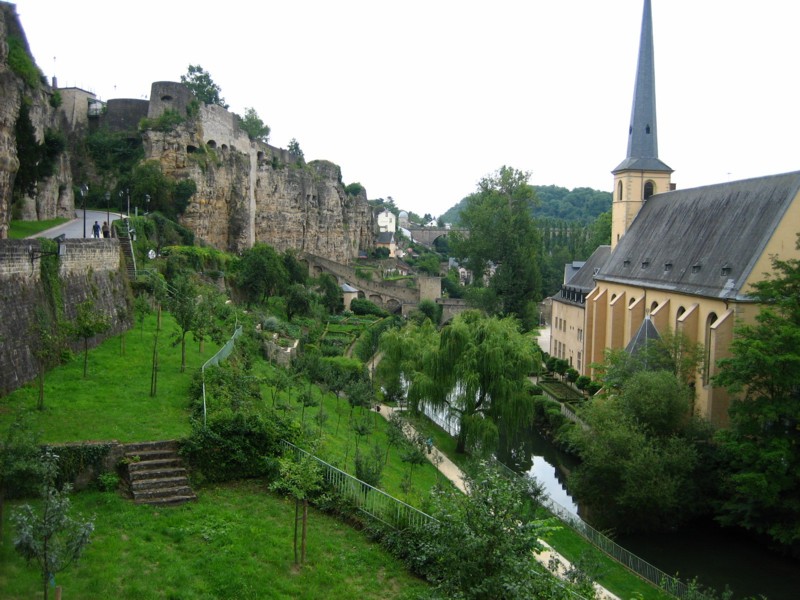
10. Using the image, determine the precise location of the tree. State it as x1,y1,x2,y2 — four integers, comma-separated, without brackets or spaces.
181,64,228,108
168,276,199,372
232,243,289,305
287,138,304,161
450,166,542,329
29,304,65,410
407,311,534,454
270,451,322,566
69,299,110,378
1,416,43,541
12,450,94,600
420,462,583,600
316,273,342,315
238,107,270,142
714,239,800,550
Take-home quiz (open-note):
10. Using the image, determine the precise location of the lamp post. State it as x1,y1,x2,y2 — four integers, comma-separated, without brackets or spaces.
80,184,89,238
145,194,150,215
105,191,111,236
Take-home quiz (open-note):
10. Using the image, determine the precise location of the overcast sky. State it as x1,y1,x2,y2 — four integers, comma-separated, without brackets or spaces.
12,0,800,217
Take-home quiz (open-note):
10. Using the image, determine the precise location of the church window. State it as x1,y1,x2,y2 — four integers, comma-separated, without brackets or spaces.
646,124,651,134
664,262,673,272
617,181,623,201
629,297,636,306
676,306,686,330
703,312,718,385
650,301,659,312
644,180,655,199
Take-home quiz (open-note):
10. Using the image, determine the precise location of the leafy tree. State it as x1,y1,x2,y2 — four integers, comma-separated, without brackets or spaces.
714,239,800,550
68,299,110,378
232,243,289,305
168,276,199,372
282,249,308,285
410,299,441,325
1,416,43,540
316,273,342,314
181,64,228,108
12,450,94,600
450,166,542,329
270,451,323,565
287,138,304,161
408,311,534,454
238,107,270,142
285,284,310,322
13,102,65,201
29,305,65,410
419,462,582,600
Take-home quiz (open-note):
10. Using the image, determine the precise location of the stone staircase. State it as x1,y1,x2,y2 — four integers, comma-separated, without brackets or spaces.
122,440,196,506
117,233,137,280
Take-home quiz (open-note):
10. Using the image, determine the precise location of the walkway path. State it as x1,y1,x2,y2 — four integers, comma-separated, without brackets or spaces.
374,401,619,600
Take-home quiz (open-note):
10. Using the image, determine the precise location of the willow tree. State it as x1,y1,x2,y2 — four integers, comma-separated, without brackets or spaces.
377,320,438,406
408,311,535,454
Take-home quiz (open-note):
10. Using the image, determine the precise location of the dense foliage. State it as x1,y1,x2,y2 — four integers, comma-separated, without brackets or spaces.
181,64,228,108
714,237,800,554
450,166,542,329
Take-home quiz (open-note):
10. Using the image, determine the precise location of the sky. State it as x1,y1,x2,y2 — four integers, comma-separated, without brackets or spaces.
11,0,800,218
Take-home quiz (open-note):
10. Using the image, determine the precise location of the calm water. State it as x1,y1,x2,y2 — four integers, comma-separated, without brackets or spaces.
425,402,799,600
503,427,800,600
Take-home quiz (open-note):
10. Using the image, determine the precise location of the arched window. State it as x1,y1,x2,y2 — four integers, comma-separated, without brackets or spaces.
650,301,659,313
617,181,623,202
629,297,636,306
676,306,686,330
703,312,718,385
644,180,655,200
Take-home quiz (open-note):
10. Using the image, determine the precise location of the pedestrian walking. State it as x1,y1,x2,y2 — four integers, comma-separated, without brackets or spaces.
102,221,110,238
92,221,101,238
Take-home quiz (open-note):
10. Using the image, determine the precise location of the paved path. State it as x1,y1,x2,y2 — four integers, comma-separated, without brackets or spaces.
374,402,619,600
27,209,125,240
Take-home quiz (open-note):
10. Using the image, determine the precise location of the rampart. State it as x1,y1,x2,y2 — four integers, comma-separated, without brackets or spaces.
0,239,131,394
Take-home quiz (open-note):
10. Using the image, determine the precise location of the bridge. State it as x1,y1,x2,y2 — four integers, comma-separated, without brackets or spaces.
405,226,467,248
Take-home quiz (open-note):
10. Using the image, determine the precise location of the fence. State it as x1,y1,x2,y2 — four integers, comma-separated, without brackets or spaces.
492,458,689,599
280,440,435,531
201,324,243,426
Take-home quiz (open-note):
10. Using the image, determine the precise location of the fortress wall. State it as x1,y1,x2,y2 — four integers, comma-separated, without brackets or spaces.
0,239,131,395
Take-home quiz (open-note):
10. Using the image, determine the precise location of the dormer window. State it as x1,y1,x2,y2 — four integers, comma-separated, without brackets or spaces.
641,260,650,269
664,262,673,272
623,259,631,268
692,263,702,274
721,264,732,276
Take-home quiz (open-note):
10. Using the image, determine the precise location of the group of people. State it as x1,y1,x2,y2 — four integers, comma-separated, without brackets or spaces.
91,220,111,239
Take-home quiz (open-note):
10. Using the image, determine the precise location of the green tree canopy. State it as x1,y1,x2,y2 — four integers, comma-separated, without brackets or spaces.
238,107,270,142
450,166,542,329
181,65,228,108
714,238,800,550
232,244,289,305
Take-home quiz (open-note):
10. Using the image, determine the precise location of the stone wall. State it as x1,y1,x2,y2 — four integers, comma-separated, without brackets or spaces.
0,238,131,395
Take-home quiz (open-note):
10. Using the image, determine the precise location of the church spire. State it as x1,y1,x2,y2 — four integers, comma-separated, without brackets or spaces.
614,0,671,172
611,0,673,248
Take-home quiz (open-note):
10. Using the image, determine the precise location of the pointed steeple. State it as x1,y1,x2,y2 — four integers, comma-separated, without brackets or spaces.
613,0,671,173
610,0,673,248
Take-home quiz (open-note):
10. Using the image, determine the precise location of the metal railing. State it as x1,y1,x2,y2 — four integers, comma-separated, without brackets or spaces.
201,324,242,426
492,458,688,599
281,440,435,531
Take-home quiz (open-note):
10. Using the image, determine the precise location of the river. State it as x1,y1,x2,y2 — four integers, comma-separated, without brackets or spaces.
426,403,799,600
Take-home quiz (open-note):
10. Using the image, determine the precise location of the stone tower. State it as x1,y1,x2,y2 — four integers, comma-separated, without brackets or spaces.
611,0,673,249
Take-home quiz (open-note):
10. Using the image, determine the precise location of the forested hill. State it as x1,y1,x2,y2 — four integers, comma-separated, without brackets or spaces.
439,185,611,225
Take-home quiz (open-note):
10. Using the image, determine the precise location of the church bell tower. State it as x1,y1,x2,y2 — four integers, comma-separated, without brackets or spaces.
611,0,673,249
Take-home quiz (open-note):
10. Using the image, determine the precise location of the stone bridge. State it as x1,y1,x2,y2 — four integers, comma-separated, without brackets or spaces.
406,226,467,248
301,253,441,315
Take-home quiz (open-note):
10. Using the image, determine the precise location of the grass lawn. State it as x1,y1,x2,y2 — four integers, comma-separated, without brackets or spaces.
0,481,429,600
0,313,222,443
8,218,70,239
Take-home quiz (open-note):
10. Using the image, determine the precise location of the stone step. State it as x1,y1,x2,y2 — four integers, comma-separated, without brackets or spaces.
131,476,191,492
128,466,187,481
134,494,196,507
133,485,196,502
127,451,181,464
123,440,179,454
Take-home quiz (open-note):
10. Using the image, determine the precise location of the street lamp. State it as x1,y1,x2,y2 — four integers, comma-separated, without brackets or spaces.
145,194,151,215
105,191,111,237
80,184,89,238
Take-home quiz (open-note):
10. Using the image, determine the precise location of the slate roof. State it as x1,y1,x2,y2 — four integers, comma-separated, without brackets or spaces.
376,232,395,244
625,314,661,356
563,261,586,285
596,171,800,300
551,246,611,306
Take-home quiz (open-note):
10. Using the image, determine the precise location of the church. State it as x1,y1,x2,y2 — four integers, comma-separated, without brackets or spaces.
549,0,800,426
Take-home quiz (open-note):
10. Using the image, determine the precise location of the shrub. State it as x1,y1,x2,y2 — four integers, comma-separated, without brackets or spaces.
7,36,41,88
350,298,388,317
575,375,591,391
